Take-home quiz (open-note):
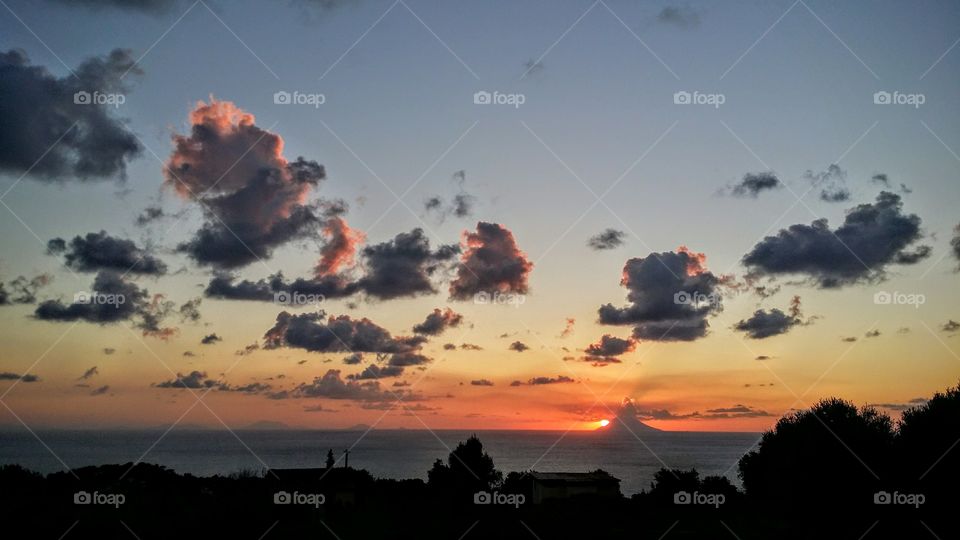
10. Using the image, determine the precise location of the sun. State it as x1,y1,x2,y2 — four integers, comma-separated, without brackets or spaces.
599,419,610,427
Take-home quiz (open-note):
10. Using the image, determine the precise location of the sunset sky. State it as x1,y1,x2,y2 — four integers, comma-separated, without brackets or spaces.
1,0,958,433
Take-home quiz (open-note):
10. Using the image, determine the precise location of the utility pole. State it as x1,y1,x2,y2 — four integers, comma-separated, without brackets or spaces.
343,449,350,468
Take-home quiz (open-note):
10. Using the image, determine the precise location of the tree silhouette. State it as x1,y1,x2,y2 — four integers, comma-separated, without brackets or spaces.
427,435,502,499
738,398,893,510
896,381,960,503
325,449,335,469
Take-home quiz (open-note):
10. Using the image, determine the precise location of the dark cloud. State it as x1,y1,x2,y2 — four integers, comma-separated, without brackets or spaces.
598,247,721,341
179,297,202,322
0,274,51,305
443,343,456,350
942,320,960,333
734,296,809,339
204,271,356,302
357,228,459,300
90,385,110,396
584,334,637,357
34,270,148,324
201,333,222,345
0,48,141,181
342,352,363,365
470,379,494,386
755,355,772,360
508,341,529,353
290,369,397,401
78,366,99,380
657,6,700,27
865,329,881,338
952,224,960,269
47,231,167,275
729,172,781,198
449,222,533,300
263,312,423,356
103,348,116,355
48,0,181,13
0,372,40,382
460,343,483,350
510,375,575,386
587,229,626,250
424,170,475,221
154,370,214,389
742,192,930,287
135,206,165,227
136,294,178,340
412,308,463,336
235,342,259,356
347,364,404,380
803,164,850,203
166,99,326,269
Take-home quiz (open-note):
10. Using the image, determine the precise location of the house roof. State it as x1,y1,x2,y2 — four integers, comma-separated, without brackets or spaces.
528,471,620,484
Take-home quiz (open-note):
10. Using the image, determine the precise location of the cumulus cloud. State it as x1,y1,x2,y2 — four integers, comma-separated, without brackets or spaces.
598,247,722,341
347,364,404,380
0,48,141,181
585,334,637,357
804,164,850,203
657,6,700,27
742,192,930,287
201,333,222,344
0,273,51,305
34,270,149,324
729,172,782,198
316,216,364,277
587,229,626,250
508,341,530,353
734,295,810,339
449,222,533,300
290,369,397,401
412,308,463,336
135,206,165,227
263,312,425,359
179,297,202,322
47,231,167,275
166,99,327,269
357,228,459,300
154,370,214,389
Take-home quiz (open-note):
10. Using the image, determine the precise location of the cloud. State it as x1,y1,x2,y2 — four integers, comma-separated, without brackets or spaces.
263,312,423,355
460,343,483,350
755,355,772,360
587,229,626,250
347,364,404,380
734,296,809,339
657,6,700,27
103,348,115,355
423,170,476,221
470,379,494,386
449,222,533,300
510,375,575,386
803,164,850,203
201,333,222,345
865,329,881,338
90,385,110,396
952,224,960,269
204,271,356,302
584,334,637,357
598,247,722,341
166,99,327,269
291,369,397,401
0,273,51,305
179,297,202,322
356,229,459,300
342,353,363,365
48,0,181,13
729,172,782,198
742,192,930,287
154,370,215,389
78,366,99,380
560,317,575,338
631,402,771,420
135,206,165,227
34,270,149,324
0,48,142,181
508,341,530,353
316,216,364,277
412,308,463,336
47,231,166,275
0,372,40,382
942,320,960,333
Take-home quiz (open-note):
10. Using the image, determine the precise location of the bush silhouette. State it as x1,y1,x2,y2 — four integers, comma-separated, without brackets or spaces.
896,381,960,504
427,435,503,501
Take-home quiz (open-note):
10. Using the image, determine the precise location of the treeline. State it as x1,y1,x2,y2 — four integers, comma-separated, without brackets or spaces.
0,383,956,539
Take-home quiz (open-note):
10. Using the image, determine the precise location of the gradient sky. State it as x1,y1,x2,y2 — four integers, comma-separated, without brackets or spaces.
1,0,958,433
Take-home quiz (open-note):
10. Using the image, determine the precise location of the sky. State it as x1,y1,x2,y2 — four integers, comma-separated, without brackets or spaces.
0,0,958,433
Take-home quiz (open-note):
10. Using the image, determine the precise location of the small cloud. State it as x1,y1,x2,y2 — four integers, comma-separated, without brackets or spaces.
90,385,110,396
657,5,700,28
78,366,99,381
509,341,530,353
201,333,222,345
587,229,626,250
470,379,494,386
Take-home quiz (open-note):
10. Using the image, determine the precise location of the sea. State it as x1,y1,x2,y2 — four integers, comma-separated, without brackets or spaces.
0,429,760,496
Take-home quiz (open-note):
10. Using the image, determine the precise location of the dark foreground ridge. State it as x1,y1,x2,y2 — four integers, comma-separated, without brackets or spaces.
1,382,957,539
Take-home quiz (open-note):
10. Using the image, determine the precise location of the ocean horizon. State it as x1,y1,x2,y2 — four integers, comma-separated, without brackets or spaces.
0,428,760,496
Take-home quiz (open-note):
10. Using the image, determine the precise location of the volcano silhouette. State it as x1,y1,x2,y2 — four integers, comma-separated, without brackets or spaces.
596,399,662,434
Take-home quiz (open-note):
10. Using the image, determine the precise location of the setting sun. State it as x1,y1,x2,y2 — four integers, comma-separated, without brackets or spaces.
599,419,611,427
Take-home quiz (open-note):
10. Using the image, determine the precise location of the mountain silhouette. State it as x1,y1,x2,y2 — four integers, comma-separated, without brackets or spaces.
597,399,662,434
